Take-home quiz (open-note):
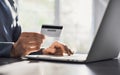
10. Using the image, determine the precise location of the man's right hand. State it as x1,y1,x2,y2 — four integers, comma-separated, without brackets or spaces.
11,32,44,57
42,41,73,56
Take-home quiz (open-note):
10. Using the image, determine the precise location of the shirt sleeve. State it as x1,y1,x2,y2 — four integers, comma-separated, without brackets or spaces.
0,42,14,57
0,0,21,57
12,23,21,42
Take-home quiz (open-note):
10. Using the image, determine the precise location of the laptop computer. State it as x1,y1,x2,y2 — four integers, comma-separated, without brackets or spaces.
25,0,120,63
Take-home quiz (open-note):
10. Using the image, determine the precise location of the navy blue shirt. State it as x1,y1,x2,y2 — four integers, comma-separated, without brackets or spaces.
0,0,21,57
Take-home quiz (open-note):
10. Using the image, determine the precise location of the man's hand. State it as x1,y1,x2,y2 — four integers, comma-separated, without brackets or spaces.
42,41,73,56
11,32,45,57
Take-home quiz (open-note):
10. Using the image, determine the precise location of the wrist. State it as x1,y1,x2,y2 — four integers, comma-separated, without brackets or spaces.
10,44,16,57
10,43,21,58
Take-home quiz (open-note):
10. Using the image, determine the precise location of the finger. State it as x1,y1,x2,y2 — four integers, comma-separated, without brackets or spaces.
22,37,43,41
49,41,72,56
25,45,40,55
18,41,42,52
26,45,40,50
68,49,73,54
19,33,45,45
23,41,40,49
26,43,41,48
64,45,73,56
28,33,45,40
21,45,41,56
43,48,56,55
19,37,43,45
54,47,63,56
50,41,65,51
28,40,43,45
21,32,45,39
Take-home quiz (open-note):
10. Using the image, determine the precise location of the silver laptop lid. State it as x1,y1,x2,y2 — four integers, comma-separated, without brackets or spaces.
86,0,120,62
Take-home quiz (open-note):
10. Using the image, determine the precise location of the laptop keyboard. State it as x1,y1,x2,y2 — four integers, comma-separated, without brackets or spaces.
26,54,88,61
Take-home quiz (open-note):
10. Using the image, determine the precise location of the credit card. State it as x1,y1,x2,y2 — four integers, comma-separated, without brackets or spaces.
41,25,63,37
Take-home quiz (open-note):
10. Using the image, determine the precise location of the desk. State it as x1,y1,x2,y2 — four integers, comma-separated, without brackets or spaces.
0,58,120,75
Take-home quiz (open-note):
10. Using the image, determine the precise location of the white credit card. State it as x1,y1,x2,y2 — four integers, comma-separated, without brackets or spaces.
41,25,63,37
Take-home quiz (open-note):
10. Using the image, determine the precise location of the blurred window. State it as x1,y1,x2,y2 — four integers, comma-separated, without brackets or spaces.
19,0,92,53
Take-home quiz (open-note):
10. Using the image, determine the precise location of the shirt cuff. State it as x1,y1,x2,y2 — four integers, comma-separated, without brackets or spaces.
0,42,14,57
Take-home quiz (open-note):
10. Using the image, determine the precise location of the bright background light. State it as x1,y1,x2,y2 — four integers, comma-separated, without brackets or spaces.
19,0,93,53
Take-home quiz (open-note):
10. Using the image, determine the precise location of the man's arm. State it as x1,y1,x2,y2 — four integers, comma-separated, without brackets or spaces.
0,24,21,58
0,0,21,57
